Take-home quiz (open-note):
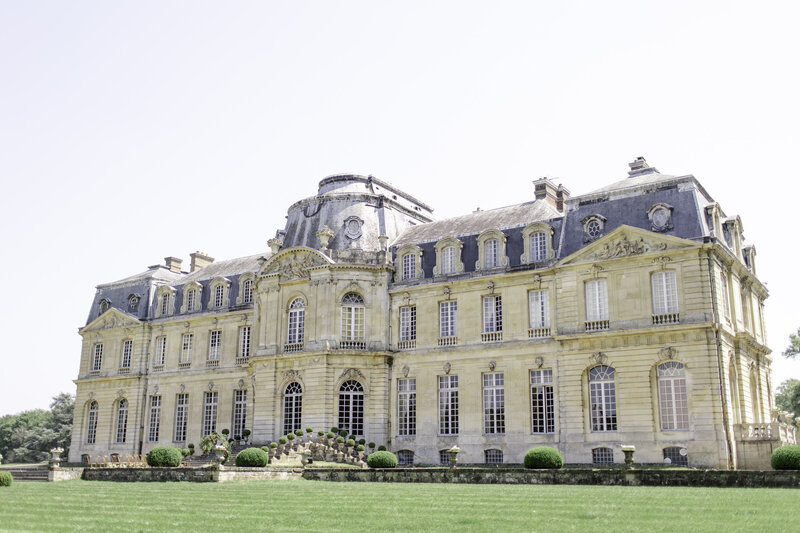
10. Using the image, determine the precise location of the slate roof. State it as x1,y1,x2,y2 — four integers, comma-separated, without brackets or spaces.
180,252,267,283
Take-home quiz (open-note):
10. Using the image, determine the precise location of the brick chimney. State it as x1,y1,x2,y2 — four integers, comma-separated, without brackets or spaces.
533,178,570,213
164,256,183,274
189,251,214,272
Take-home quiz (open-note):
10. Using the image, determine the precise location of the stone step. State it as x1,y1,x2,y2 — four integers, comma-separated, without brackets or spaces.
1,468,49,481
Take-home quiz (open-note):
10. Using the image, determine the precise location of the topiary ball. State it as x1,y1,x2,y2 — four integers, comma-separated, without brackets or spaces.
367,451,398,469
147,446,183,467
326,432,335,439
235,447,269,467
771,445,800,470
279,436,288,444
181,448,191,457
346,439,355,447
523,446,564,469
0,471,12,487
378,445,387,451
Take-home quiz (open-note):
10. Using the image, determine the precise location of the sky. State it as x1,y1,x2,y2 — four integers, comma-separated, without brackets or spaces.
1,0,799,416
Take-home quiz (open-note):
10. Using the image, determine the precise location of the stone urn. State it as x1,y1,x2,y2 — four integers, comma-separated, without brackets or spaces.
621,445,636,469
300,450,312,466
49,447,64,470
214,443,227,464
447,446,461,469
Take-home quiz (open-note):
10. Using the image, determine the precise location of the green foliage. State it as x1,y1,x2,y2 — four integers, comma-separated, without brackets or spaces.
147,446,183,467
358,439,366,445
294,430,304,438
775,379,800,420
199,432,230,454
783,327,800,358
221,429,230,435
187,443,195,449
181,448,191,457
287,433,295,441
357,444,365,452
306,427,313,433
269,442,278,449
377,445,386,451
279,436,288,444
242,429,251,437
235,447,268,467
326,432,335,439
368,442,375,449
366,451,398,468
318,431,325,436
336,436,345,444
339,430,348,438
330,427,339,434
0,393,74,464
0,470,12,487
771,445,800,470
261,446,271,454
345,439,355,447
524,447,564,469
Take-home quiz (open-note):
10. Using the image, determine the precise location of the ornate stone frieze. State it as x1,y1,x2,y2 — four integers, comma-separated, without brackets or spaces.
591,351,608,365
659,346,678,360
589,235,668,260
262,251,328,281
339,368,365,382
283,369,302,383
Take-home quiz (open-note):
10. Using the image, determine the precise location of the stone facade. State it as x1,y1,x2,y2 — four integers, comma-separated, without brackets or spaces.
69,163,793,468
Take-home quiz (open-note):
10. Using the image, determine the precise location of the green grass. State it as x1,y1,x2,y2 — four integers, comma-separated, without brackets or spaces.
1,479,796,532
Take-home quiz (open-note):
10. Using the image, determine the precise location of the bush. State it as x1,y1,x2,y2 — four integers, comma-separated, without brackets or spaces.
771,445,800,470
336,436,345,444
295,430,305,438
378,445,387,451
221,429,230,436
187,443,195,449
339,430,348,438
358,439,366,446
279,436,288,444
331,427,339,434
235,447,269,467
269,442,278,449
326,432,335,439
261,446,271,454
368,442,376,449
367,451,398,468
348,434,356,442
0,471,12,487
287,433,295,441
306,427,314,433
346,439,355,447
181,448,191,457
524,447,564,469
357,444,365,452
318,430,325,436
242,429,251,437
147,446,183,467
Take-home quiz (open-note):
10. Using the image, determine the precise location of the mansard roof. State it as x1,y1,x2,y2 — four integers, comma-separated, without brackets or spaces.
179,253,266,283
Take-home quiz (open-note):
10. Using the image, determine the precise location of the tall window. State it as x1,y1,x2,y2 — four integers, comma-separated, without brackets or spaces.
242,279,254,304
203,392,218,436
87,401,98,444
181,333,193,363
589,365,617,432
399,306,416,343
186,288,197,312
238,326,251,360
160,293,170,315
401,253,415,280
398,378,416,436
154,336,166,366
214,285,225,308
531,369,555,433
438,375,458,435
529,290,550,328
720,272,731,319
148,396,161,442
658,362,688,430
585,279,609,322
174,393,188,442
288,298,305,345
652,271,678,315
92,343,103,371
439,301,457,338
341,293,365,342
208,330,221,361
530,232,547,262
442,246,456,274
482,295,503,333
233,390,247,438
120,340,132,370
484,239,499,268
115,399,128,444
483,373,505,434
338,380,364,436
283,382,302,434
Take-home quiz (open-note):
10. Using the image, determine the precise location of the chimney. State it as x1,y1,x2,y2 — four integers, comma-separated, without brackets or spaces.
164,256,183,274
189,251,214,272
534,178,568,213
627,156,658,177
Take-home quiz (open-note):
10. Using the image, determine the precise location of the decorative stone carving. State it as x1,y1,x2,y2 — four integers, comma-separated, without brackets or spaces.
659,346,677,360
116,389,125,398
238,379,245,388
647,203,674,232
443,286,451,299
179,384,185,393
443,362,451,374
207,381,214,391
152,385,159,394
591,352,608,365
402,365,410,377
653,256,672,270
268,236,283,254
535,356,544,368
263,251,328,281
589,235,667,260
343,216,364,241
488,360,497,371
339,368,365,382
532,274,542,289
283,369,302,383
486,281,495,294
316,225,334,249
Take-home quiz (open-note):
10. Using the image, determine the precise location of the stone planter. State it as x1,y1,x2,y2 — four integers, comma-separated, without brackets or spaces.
621,445,636,469
49,447,64,470
214,443,228,464
447,446,460,469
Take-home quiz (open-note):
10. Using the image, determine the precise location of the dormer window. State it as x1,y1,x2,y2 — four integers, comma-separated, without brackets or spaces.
647,203,674,232
442,247,456,273
209,278,231,309
187,289,198,312
155,286,176,317
394,245,423,282
433,238,465,277
99,299,110,314
242,279,253,304
127,294,139,313
181,282,202,314
475,230,508,271
582,215,607,243
236,274,256,306
160,294,170,315
521,223,555,265
485,239,499,268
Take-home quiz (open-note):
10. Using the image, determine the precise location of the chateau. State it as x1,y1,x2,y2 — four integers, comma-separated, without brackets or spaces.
69,158,793,468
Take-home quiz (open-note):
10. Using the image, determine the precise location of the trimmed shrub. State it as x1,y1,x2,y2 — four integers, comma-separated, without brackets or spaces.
287,433,295,441
348,434,356,442
336,436,345,444
181,448,191,457
261,446,271,454
235,447,269,467
523,447,564,469
357,444,365,452
378,445,387,451
0,471,12,487
269,442,278,449
242,429,251,437
221,429,230,436
331,427,339,434
279,436,288,444
187,443,195,450
318,430,325,437
771,445,800,470
295,430,305,438
306,427,314,433
326,432,335,439
368,442,376,449
367,451,398,468
147,446,183,467
358,439,366,446
346,439,355,447
339,429,348,438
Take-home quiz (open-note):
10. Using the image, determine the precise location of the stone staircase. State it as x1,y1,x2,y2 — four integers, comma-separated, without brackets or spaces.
1,467,49,482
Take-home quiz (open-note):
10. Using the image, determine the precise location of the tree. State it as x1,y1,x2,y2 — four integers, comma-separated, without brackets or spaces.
783,327,800,358
775,379,800,419
0,393,73,464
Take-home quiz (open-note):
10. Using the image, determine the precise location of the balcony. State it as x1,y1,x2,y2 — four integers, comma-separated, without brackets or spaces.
152,365,164,373
178,362,191,369
438,336,458,347
118,367,130,375
235,356,249,365
652,313,680,325
397,340,416,350
585,320,609,332
481,331,503,343
206,359,219,368
528,327,551,338
339,340,366,351
283,343,304,353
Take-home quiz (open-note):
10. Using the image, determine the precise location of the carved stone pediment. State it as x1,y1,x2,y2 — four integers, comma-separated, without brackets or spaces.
259,247,333,280
588,234,667,260
559,226,697,267
339,368,365,382
81,308,142,334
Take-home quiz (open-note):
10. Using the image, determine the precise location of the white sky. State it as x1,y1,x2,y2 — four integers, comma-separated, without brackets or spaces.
2,1,799,416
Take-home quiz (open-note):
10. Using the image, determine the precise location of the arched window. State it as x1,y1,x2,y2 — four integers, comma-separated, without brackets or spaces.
287,298,305,348
99,299,110,314
283,382,302,434
657,362,688,430
530,232,547,262
242,279,254,304
341,293,365,349
214,284,225,308
484,239,499,268
115,399,128,444
442,246,456,274
338,380,364,436
589,365,617,432
401,253,415,280
87,401,98,444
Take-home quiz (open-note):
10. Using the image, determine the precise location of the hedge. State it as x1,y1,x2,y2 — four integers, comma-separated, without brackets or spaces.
771,445,800,470
147,446,183,467
0,471,12,487
524,447,564,469
367,451,398,468
235,447,269,467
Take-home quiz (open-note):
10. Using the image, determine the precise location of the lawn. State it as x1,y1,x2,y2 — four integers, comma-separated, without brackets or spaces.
1,479,796,532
